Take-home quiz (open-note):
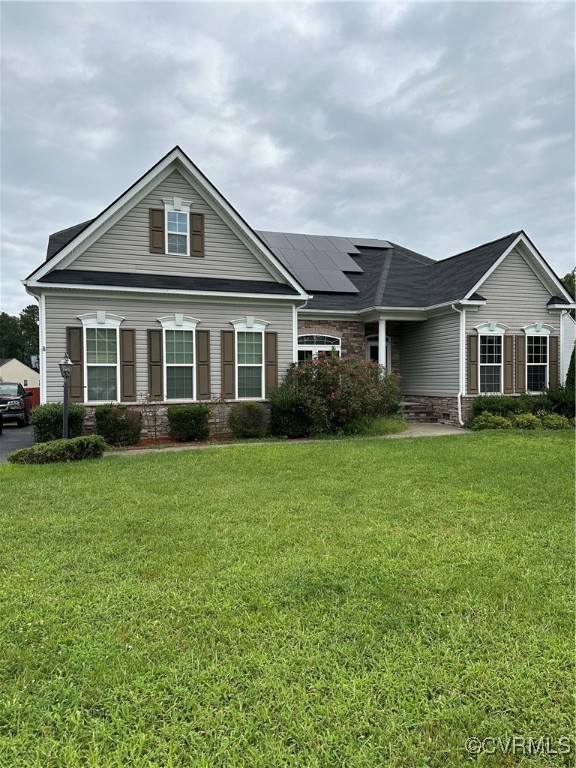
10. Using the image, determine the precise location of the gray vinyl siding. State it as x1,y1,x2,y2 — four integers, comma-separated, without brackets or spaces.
465,248,558,332
561,313,576,384
71,171,275,282
399,312,459,395
44,293,293,402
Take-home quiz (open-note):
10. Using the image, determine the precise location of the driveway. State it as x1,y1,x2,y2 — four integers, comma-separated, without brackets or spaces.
0,424,34,464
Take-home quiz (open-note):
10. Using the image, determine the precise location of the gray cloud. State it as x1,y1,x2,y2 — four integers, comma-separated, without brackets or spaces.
1,1,573,315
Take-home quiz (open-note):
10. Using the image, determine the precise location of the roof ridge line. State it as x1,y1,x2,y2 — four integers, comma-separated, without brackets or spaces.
434,231,522,265
374,251,393,306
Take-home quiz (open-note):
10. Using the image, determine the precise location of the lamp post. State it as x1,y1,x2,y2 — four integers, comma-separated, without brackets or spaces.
59,353,74,438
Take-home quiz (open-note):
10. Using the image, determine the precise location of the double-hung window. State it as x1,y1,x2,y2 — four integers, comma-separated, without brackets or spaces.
524,324,552,392
79,312,123,403
476,323,508,394
479,335,502,393
232,318,267,399
164,198,191,256
159,315,199,400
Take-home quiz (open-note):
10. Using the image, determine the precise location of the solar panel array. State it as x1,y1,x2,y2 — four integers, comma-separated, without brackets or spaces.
257,231,391,294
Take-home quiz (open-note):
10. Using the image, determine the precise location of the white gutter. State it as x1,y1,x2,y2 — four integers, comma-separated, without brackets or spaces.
451,304,466,426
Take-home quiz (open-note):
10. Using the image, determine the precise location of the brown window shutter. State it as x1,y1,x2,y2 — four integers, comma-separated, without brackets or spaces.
265,332,278,397
148,329,163,399
149,209,165,254
66,326,84,403
221,330,235,399
467,335,478,395
190,213,204,256
196,330,210,400
515,335,526,393
120,329,137,402
503,335,514,394
549,336,559,389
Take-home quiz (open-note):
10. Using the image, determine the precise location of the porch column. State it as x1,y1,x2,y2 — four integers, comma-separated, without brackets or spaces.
378,318,387,371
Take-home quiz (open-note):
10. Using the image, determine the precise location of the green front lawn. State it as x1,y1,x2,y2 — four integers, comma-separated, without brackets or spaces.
1,432,573,767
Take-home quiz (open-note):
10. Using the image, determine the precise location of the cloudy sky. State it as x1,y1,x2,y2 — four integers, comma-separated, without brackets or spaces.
1,1,574,316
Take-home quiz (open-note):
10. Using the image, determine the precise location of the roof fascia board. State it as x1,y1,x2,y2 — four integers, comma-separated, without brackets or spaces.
548,303,576,310
24,281,309,303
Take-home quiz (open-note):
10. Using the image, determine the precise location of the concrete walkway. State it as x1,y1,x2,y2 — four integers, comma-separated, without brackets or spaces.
106,421,470,459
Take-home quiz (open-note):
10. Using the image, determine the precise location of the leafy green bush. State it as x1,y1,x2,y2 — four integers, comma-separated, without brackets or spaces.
270,356,401,437
269,387,312,438
512,413,541,430
167,404,210,442
8,435,106,464
470,413,512,430
470,395,545,418
95,404,142,446
29,403,85,443
539,412,572,430
542,386,575,418
228,403,268,439
566,347,575,394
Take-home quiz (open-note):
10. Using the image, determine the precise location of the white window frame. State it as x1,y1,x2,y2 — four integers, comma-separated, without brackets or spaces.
232,317,269,400
163,197,192,257
78,312,124,404
158,315,200,402
476,322,508,395
297,334,341,361
523,323,553,393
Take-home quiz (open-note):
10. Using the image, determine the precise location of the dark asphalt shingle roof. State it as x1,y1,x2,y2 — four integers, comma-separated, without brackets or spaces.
39,270,299,296
41,217,525,309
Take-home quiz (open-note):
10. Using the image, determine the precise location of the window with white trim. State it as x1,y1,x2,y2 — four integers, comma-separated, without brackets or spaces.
158,315,199,400
297,334,341,362
476,323,508,394
524,324,552,392
232,318,268,399
78,312,123,403
164,198,192,256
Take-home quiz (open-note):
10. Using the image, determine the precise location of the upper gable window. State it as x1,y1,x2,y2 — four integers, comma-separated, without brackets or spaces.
149,199,204,257
167,211,188,255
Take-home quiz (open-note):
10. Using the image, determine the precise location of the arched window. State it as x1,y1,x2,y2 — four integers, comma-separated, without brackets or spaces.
297,334,341,362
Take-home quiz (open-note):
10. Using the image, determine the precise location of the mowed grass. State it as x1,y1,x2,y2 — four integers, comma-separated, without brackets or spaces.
0,432,573,767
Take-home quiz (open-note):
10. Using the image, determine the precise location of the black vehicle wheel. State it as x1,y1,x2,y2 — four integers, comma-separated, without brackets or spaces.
18,413,28,428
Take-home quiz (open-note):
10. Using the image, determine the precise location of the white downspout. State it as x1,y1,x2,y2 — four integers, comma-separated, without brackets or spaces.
559,310,566,384
452,304,465,426
39,293,47,404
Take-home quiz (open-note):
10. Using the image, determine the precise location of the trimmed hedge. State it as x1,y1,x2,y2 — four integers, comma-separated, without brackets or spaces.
167,404,210,442
539,413,571,430
470,413,512,430
95,404,142,446
29,403,85,443
470,390,575,421
511,413,541,430
228,403,268,439
8,435,106,465
269,388,311,438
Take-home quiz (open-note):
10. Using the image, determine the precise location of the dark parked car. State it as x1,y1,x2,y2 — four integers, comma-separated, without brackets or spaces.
0,382,33,427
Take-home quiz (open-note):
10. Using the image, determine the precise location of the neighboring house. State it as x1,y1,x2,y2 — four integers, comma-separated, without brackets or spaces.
0,358,40,388
23,146,575,430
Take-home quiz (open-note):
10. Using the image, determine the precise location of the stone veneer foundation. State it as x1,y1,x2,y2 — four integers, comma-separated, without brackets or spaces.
401,395,475,425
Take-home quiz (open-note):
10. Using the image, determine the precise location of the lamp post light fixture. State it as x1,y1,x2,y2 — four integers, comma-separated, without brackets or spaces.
59,353,74,439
